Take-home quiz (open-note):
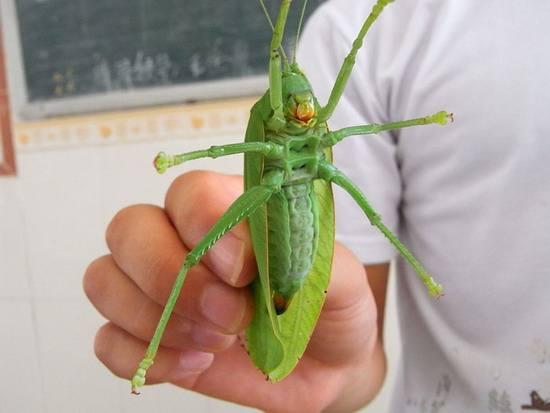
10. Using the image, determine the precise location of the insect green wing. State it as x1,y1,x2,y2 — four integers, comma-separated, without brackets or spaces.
244,91,335,380
244,92,285,372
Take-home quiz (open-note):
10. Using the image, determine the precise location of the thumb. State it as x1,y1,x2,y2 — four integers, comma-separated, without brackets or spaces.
307,242,379,364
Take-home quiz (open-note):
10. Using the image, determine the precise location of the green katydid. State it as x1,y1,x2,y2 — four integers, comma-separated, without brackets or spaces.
131,0,451,393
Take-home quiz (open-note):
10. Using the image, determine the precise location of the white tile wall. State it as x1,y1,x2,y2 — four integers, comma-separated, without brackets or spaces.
0,179,30,299
34,298,118,412
16,149,103,300
0,300,43,412
0,129,400,412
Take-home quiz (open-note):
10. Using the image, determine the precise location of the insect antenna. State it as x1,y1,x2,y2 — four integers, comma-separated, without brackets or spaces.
259,0,290,65
293,0,309,63
259,0,275,31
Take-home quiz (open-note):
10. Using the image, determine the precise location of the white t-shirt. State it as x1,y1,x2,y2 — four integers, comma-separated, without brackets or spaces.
299,1,550,411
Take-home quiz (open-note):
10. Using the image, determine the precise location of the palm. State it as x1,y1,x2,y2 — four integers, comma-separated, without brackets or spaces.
171,243,378,413
85,173,380,413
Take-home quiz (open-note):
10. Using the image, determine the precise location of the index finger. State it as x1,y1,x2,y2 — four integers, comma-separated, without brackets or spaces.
165,170,257,287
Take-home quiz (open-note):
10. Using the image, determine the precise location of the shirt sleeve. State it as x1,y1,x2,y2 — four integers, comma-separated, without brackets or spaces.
297,1,401,264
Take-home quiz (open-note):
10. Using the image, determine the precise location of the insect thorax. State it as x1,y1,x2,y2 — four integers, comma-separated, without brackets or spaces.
257,66,330,312
264,124,327,186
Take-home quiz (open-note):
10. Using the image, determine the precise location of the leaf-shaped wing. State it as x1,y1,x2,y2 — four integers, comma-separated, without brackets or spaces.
245,93,284,372
244,92,335,380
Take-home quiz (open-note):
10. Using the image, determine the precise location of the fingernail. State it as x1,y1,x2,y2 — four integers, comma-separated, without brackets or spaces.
191,326,235,351
170,351,214,381
209,234,245,285
200,283,246,332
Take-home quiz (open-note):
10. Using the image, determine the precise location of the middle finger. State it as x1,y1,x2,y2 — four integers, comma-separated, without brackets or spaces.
84,254,236,352
105,204,252,333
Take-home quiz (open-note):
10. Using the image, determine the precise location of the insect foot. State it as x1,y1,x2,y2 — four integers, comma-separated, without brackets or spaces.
428,111,454,125
131,358,154,395
154,151,174,174
428,280,444,299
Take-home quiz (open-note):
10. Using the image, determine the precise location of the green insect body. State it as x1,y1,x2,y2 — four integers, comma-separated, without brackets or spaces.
251,75,329,313
266,182,317,310
131,0,452,393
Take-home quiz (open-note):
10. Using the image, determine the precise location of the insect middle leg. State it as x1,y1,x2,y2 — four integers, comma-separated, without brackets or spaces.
322,111,453,147
154,142,281,173
317,161,443,297
130,171,283,394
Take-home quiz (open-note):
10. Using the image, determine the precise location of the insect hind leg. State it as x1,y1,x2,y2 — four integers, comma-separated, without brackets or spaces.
318,161,443,298
130,180,280,394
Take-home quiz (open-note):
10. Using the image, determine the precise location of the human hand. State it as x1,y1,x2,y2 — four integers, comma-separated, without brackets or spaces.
84,171,385,413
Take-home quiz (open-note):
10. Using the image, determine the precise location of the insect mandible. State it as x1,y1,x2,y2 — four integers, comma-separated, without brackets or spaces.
131,0,452,394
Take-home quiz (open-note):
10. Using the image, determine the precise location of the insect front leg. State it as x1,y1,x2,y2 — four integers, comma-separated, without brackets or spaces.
130,172,283,394
154,142,282,173
319,0,395,122
322,111,453,147
317,161,443,298
267,0,292,131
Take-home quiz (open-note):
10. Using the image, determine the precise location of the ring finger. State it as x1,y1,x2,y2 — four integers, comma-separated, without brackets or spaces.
84,255,236,352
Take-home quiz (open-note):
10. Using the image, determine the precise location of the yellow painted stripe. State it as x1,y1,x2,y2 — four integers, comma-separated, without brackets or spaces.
14,97,258,151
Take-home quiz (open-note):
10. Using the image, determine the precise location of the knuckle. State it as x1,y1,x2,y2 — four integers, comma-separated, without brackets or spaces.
188,324,236,352
143,251,181,294
106,204,158,253
105,206,135,250
143,255,201,310
166,172,225,240
145,269,174,304
180,178,216,210
94,323,115,366
83,255,111,302
198,281,253,334
167,171,242,222
166,172,246,252
128,306,156,341
167,170,220,205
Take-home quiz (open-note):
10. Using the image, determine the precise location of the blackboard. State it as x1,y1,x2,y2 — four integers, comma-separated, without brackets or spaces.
14,0,327,105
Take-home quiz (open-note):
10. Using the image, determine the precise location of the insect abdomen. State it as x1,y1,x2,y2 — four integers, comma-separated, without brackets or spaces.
267,182,317,313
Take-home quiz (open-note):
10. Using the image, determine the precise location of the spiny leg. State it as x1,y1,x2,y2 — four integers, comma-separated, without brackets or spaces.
319,0,394,122
131,176,282,394
322,111,453,147
153,142,282,173
318,161,443,297
267,0,292,131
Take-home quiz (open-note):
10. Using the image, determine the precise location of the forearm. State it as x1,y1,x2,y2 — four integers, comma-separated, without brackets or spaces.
324,336,387,412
